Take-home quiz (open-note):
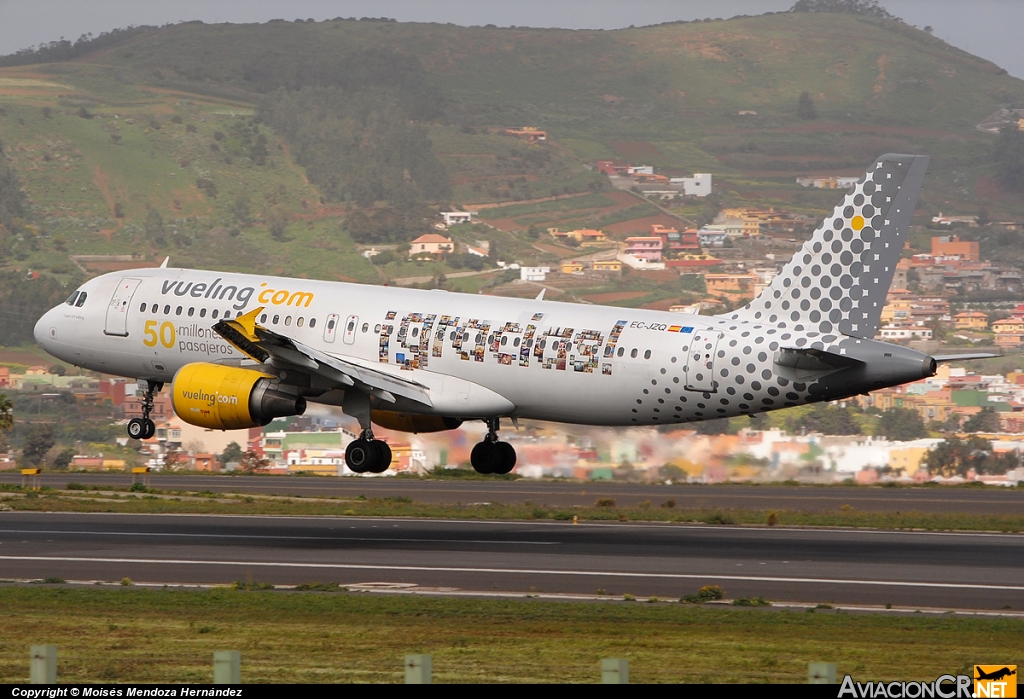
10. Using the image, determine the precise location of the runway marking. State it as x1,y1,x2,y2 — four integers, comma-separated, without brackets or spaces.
1,555,1022,592
5,512,1022,539
0,530,557,545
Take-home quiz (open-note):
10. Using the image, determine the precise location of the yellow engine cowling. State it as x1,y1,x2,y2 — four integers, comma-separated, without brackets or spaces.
370,410,462,434
171,362,306,430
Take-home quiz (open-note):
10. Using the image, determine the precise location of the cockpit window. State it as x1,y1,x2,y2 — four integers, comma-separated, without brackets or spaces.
66,291,80,306
75,292,87,308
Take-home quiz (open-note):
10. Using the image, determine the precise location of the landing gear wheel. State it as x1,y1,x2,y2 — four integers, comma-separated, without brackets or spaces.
346,438,376,474
369,441,392,474
127,418,147,440
493,441,516,475
141,418,156,440
471,440,501,474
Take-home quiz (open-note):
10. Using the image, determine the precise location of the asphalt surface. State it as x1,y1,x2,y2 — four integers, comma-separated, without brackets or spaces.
1,512,1021,610
1,473,1022,513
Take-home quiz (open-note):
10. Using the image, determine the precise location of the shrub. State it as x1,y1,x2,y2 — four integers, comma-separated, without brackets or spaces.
732,596,771,607
681,585,724,604
595,498,616,507
767,511,779,526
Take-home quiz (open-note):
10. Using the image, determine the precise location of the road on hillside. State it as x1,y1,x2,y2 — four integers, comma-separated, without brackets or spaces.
1,472,1021,513
0,512,1020,610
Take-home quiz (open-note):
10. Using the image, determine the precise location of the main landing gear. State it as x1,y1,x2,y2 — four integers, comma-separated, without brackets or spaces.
126,379,161,441
345,429,392,474
471,418,516,475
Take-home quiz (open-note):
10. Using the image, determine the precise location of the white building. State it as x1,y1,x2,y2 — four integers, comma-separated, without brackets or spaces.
520,266,550,282
441,211,474,228
669,173,713,197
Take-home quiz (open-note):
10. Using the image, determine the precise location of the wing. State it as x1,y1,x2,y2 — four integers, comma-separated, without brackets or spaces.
213,306,432,407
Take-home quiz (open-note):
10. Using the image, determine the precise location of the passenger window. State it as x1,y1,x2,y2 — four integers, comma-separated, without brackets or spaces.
501,336,507,346
617,347,624,357
273,315,280,324
449,331,456,341
175,306,182,316
630,348,638,358
310,318,317,328
411,327,418,338
76,293,88,307
212,310,219,319
327,318,336,330
200,308,207,318
539,339,546,350
475,333,482,344
297,317,304,327
375,324,381,333
513,337,520,347
153,305,159,315
260,314,267,323
139,302,147,312
285,316,292,326
223,311,232,319
644,350,652,359
163,304,170,314
188,307,195,317
361,323,368,333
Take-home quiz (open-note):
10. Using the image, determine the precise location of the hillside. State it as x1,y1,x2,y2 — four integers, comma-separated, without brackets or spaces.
0,12,1022,312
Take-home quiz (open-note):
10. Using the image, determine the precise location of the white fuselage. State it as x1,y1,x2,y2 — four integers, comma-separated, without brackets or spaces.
35,267,868,427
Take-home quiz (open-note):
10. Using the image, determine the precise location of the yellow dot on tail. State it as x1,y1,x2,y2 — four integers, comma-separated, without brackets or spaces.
851,215,865,231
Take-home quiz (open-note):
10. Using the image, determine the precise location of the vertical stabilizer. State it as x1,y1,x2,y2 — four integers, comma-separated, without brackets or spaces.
726,154,929,339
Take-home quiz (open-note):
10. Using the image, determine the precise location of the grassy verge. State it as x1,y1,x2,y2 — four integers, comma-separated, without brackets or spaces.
0,587,1018,683
2,486,1023,532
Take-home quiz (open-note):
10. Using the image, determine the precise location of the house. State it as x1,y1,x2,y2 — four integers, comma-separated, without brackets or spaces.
596,160,631,176
932,235,979,261
560,261,585,274
697,230,727,247
408,233,454,257
878,323,934,341
0,367,8,388
953,311,989,330
624,237,663,261
931,215,979,228
440,211,473,228
993,318,1024,349
520,266,550,282
505,126,547,143
192,453,218,472
592,260,622,273
550,228,608,245
705,273,759,303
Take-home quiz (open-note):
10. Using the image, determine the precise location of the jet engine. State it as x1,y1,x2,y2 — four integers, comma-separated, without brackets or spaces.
171,363,306,430
370,410,462,434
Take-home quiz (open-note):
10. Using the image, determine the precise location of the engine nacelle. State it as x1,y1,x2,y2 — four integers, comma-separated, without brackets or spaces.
171,362,306,430
370,410,462,434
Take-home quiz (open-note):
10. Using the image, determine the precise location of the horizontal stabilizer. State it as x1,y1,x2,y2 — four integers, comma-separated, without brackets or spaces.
933,353,1001,362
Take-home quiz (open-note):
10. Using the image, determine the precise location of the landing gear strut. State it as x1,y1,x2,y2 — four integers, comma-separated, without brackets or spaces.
342,391,392,475
471,418,516,475
127,379,161,441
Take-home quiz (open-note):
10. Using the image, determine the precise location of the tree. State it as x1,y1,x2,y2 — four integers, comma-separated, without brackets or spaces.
22,424,56,466
54,447,75,470
220,442,244,466
963,407,1001,434
797,91,818,120
994,124,1024,193
145,205,166,245
163,448,183,471
238,450,270,473
875,408,926,441
790,404,861,435
922,435,1018,477
790,0,900,20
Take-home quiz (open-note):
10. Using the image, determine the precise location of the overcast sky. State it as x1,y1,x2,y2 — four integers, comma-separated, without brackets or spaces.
2,1,1023,79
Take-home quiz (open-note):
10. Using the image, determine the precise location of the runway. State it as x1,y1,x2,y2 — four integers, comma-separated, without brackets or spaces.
1,512,1021,610
1,473,1021,513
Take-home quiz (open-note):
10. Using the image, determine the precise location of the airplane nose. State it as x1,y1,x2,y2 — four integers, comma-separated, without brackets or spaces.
34,307,56,349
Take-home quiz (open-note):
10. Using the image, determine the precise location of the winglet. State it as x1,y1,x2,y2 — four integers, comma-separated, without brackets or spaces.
160,257,169,268
213,306,268,362
535,288,546,301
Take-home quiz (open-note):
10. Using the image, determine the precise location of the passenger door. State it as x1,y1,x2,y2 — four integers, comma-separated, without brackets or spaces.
103,277,142,337
685,330,722,392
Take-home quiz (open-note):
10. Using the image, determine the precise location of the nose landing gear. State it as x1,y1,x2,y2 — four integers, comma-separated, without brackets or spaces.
126,380,161,441
470,418,516,475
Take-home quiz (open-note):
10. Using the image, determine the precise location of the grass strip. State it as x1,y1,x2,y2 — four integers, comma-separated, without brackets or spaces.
0,587,1018,683
1,489,1023,532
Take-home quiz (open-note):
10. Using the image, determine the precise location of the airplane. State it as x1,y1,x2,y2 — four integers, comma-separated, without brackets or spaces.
975,667,1016,682
33,153,991,475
